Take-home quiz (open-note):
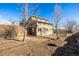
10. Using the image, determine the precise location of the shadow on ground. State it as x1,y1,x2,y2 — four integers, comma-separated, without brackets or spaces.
51,32,79,56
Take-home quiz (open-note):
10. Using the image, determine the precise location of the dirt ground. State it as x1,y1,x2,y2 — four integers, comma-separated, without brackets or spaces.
0,35,66,56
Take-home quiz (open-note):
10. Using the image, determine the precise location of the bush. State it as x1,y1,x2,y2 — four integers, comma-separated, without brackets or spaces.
4,25,17,40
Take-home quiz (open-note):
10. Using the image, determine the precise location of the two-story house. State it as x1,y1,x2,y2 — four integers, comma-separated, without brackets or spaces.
27,16,53,36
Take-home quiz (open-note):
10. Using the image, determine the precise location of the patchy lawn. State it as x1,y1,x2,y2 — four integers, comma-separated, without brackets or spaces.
0,36,65,56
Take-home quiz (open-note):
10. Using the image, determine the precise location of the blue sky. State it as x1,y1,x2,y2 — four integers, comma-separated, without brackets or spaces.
0,3,79,25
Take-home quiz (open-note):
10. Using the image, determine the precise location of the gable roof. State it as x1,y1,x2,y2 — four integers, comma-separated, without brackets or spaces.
28,16,53,25
28,16,48,21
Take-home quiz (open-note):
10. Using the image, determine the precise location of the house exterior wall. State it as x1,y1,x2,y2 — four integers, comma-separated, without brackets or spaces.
36,23,53,36
27,16,53,36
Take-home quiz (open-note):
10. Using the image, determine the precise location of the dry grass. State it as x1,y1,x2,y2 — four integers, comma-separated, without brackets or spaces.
0,35,66,56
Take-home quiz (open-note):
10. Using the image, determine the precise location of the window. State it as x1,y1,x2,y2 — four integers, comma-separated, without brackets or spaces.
38,28,42,31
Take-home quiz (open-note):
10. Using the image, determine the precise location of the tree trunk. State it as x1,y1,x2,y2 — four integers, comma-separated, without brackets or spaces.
56,29,59,40
23,27,26,41
55,24,59,40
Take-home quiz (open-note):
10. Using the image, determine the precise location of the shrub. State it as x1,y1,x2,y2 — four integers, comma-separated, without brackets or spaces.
4,25,17,40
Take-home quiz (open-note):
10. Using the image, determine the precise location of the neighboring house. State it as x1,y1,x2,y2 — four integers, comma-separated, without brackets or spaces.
27,16,53,36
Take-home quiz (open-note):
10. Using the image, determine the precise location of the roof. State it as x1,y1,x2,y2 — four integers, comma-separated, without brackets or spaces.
29,16,48,21
33,20,52,25
28,16,53,26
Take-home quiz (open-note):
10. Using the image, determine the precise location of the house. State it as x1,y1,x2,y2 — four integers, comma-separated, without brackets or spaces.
27,16,53,36
0,16,53,37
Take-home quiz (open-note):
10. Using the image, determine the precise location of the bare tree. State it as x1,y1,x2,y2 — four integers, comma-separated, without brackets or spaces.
64,20,77,35
28,4,40,17
20,4,28,41
19,4,40,41
72,22,79,32
53,4,62,39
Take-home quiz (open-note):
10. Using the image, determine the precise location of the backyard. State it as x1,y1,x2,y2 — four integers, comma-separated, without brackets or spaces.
0,35,66,56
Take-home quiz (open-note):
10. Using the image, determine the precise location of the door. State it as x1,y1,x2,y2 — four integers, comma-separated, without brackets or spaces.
32,27,36,36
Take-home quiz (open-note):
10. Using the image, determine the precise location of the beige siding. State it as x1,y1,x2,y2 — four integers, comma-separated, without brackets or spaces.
36,23,53,36
27,16,53,36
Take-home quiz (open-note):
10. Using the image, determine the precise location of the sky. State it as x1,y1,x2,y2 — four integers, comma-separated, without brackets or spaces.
0,3,79,25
